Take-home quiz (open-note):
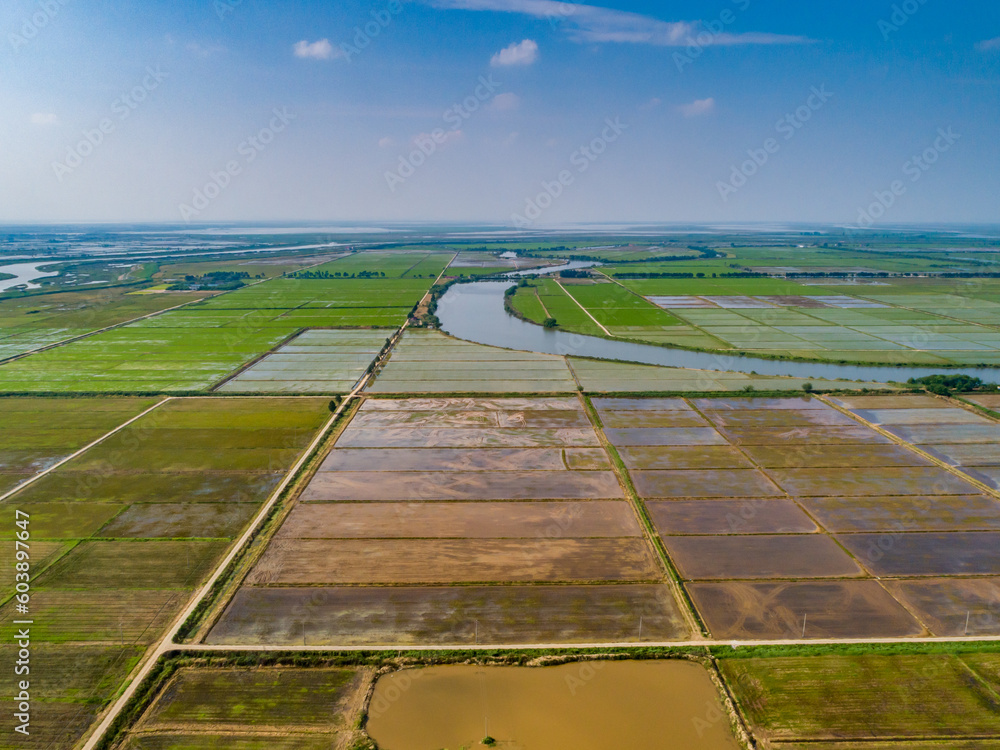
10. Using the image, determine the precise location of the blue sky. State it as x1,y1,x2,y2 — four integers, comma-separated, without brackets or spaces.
2,0,998,225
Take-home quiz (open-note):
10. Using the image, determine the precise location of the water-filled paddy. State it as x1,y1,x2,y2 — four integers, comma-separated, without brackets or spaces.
366,661,741,750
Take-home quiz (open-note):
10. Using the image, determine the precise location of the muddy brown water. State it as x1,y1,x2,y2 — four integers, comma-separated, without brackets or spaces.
365,661,741,750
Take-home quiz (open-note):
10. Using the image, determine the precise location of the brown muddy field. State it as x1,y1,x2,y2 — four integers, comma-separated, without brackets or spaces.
592,397,692,411
926,444,1000,466
852,408,991,426
632,469,782,498
247,538,663,584
318,447,610,472
768,466,978,496
602,427,728,446
208,584,690,645
831,394,952,409
360,397,583,411
741,443,930,468
799,495,1000,532
839,532,1000,576
300,470,623,501
884,424,1000,445
617,445,754,470
664,534,863,580
692,396,827,411
275,501,642,539
366,661,741,750
599,411,709,428
885,577,1000,636
350,409,593,429
337,427,600,448
717,425,891,445
648,499,818,535
688,580,925,639
967,393,1000,410
703,408,859,429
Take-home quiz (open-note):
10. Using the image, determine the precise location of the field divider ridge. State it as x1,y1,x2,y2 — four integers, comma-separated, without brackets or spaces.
579,393,707,639
77,348,400,750
0,396,173,505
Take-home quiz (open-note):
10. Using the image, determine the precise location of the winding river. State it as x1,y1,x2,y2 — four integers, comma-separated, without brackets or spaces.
437,262,1000,385
0,262,60,292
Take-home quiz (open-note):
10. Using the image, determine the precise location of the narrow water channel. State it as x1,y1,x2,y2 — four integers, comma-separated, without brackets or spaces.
436,263,1000,385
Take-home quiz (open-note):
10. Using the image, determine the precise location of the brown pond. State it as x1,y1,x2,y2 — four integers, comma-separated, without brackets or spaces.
365,661,741,750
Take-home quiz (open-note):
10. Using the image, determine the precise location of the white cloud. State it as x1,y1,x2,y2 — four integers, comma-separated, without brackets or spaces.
639,97,662,111
503,131,520,146
293,39,340,60
378,137,396,148
977,36,1000,52
491,39,539,66
678,97,715,117
489,92,521,112
419,0,812,47
411,130,464,147
30,113,58,126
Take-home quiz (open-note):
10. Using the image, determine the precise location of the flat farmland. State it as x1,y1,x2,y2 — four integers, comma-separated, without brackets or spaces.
217,329,389,394
0,284,209,362
0,255,433,393
720,653,1000,744
833,393,1000,490
208,584,688,645
369,330,577,393
0,396,157,493
0,397,331,746
209,396,691,645
595,395,1000,639
118,666,369,749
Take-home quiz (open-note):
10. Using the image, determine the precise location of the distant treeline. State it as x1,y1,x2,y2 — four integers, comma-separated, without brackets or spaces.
612,272,767,280
167,271,253,291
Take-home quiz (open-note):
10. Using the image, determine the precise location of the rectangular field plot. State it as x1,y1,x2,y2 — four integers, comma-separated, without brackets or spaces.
0,396,157,492
617,445,754,470
632,469,782,498
247,538,663,584
218,329,388,394
648,499,818,535
839,532,1000,576
664,535,863,580
720,654,1000,743
369,330,576,393
212,395,690,644
768,466,979,496
885,578,1000,636
208,584,690,645
301,470,622,501
800,495,1000,532
276,501,641,539
688,581,924,639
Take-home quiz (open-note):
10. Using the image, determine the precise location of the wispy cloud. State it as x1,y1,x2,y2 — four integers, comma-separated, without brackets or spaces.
293,39,340,60
378,136,397,148
678,97,715,117
418,0,812,47
30,113,58,126
187,41,226,58
977,36,1000,52
489,92,522,112
492,39,539,66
